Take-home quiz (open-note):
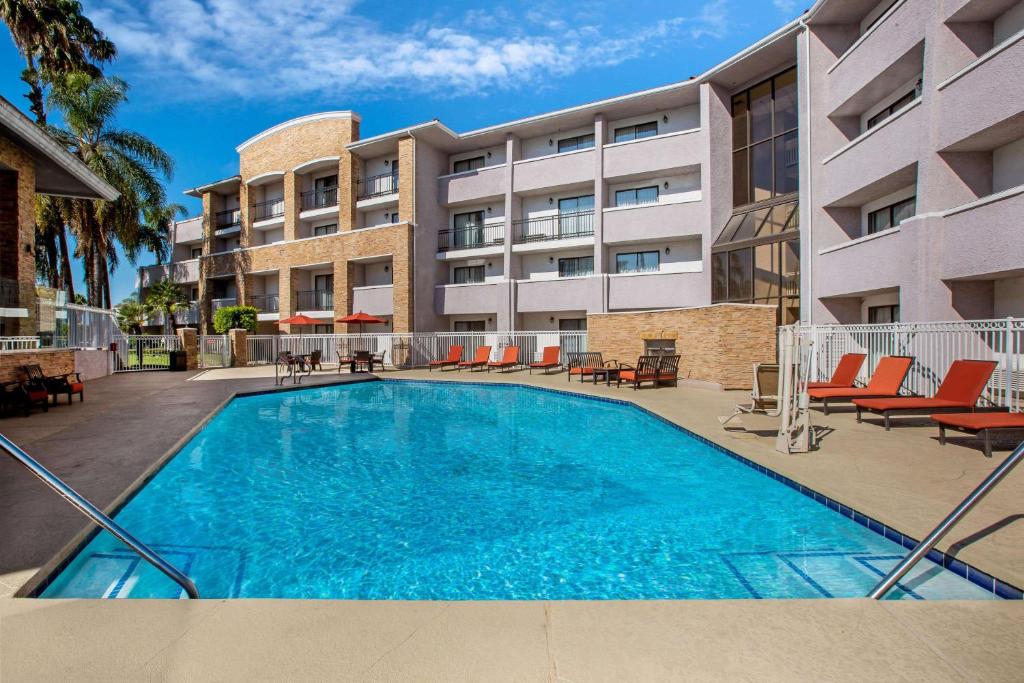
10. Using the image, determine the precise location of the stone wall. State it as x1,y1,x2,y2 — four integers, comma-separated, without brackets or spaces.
587,303,777,390
0,349,75,383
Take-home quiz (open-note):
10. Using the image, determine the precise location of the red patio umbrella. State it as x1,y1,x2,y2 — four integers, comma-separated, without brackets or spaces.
278,314,323,341
336,311,387,336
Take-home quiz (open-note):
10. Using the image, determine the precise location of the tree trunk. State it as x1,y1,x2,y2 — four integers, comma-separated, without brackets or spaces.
57,228,75,299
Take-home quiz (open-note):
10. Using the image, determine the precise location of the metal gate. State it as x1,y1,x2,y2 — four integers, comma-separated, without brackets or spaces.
199,335,230,368
113,335,181,372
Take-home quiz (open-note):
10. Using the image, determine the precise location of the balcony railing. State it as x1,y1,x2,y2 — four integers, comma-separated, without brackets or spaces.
301,186,338,211
250,293,280,313
437,223,505,252
210,297,237,313
513,210,594,244
252,198,285,221
357,172,398,200
295,289,333,311
215,209,241,229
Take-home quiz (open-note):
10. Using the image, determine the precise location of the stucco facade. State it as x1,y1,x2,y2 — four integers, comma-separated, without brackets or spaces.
142,0,1024,334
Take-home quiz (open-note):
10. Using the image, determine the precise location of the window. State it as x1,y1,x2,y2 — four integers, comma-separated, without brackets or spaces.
313,223,337,236
454,320,485,332
314,274,333,292
731,67,798,207
644,339,676,356
389,212,399,224
613,121,658,143
453,156,485,173
452,265,485,284
314,174,338,191
615,251,660,274
453,210,485,248
866,88,918,130
314,324,333,334
868,304,900,324
867,196,916,234
558,318,587,331
557,133,595,153
614,186,659,207
558,256,593,278
190,247,202,259
557,195,594,237
712,236,800,325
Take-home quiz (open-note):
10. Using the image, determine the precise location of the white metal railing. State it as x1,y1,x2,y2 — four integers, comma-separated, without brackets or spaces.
246,331,587,368
113,335,182,372
200,335,230,368
793,318,1024,412
0,336,41,351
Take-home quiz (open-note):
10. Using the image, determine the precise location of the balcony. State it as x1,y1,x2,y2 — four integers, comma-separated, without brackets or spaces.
607,271,706,310
357,173,398,200
140,259,199,288
602,129,702,180
814,227,906,299
210,297,237,313
434,281,501,316
437,223,505,253
172,216,203,244
602,199,704,244
250,293,280,313
148,301,199,328
939,187,1024,281
516,277,600,313
512,149,593,194
351,285,394,316
300,186,338,211
295,289,333,311
252,198,285,222
214,209,241,235
438,164,506,205
513,210,594,245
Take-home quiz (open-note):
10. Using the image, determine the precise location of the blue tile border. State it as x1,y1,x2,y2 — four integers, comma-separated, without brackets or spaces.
383,377,1023,601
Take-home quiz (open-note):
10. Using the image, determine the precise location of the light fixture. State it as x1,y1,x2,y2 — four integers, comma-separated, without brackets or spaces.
549,316,555,323
665,246,671,255
487,317,493,323
384,265,390,272
549,256,554,263
487,151,492,158
384,159,389,166
662,115,668,123
487,262,492,268
487,206,492,213
548,139,553,146
548,197,553,205
664,181,670,189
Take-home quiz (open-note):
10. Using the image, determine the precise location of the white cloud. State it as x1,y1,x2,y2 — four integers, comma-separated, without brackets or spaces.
773,0,798,14
84,0,734,102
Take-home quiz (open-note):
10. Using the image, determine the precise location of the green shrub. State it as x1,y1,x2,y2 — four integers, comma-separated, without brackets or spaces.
212,305,258,333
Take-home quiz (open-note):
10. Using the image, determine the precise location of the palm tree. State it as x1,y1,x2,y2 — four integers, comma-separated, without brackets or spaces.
138,202,186,266
47,73,174,307
114,296,147,334
144,279,187,334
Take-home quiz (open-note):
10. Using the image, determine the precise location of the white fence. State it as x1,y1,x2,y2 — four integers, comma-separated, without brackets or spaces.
794,318,1024,412
247,331,587,368
113,335,181,372
0,336,41,351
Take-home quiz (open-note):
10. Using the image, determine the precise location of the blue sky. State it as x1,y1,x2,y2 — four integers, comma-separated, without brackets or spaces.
0,0,801,304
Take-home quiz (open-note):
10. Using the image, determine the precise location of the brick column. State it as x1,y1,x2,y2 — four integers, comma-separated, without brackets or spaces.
333,259,350,332
283,171,300,241
238,182,251,249
228,328,249,367
278,267,294,334
397,136,415,224
177,327,199,370
338,154,358,231
391,227,414,332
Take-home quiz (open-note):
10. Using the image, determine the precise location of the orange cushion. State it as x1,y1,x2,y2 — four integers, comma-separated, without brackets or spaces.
931,412,1024,430
853,397,969,411
27,389,47,400
69,382,84,392
934,360,997,404
809,387,899,399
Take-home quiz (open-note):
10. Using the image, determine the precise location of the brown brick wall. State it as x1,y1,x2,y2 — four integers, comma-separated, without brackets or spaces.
587,304,777,390
0,137,38,335
397,136,415,223
0,349,74,383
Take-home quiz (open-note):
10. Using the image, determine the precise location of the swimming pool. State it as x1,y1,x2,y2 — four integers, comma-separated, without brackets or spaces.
41,380,999,600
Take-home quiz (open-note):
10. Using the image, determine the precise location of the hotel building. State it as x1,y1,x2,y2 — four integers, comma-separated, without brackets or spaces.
139,0,1024,334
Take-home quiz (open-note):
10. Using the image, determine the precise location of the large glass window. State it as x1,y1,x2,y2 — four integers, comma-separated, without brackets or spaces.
614,186,659,207
454,320,485,332
613,121,658,143
453,156,485,173
557,134,594,153
453,210,485,248
867,196,916,234
453,266,485,284
868,305,900,323
558,256,593,278
615,251,660,274
731,67,799,208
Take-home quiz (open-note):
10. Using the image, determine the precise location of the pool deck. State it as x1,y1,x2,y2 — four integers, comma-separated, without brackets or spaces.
0,366,1021,680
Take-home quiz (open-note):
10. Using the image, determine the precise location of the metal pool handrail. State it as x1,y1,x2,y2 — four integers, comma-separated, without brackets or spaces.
869,439,1023,599
0,432,200,599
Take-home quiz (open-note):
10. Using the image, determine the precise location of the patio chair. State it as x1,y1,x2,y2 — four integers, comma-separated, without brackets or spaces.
566,352,616,383
487,346,520,373
308,350,323,372
808,356,914,415
372,350,387,371
0,380,46,416
21,364,84,404
275,350,309,385
617,355,680,390
719,363,780,425
807,353,866,390
336,345,353,374
853,359,998,430
529,346,562,374
351,350,373,373
429,345,463,372
457,346,491,372
932,412,1024,458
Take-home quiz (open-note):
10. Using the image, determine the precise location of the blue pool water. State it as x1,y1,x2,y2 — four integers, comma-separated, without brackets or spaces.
42,381,996,600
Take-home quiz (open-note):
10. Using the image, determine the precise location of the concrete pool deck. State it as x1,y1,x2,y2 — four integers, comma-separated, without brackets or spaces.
1,366,1021,680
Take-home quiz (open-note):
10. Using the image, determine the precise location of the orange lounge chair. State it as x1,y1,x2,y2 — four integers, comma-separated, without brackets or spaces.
428,345,463,372
529,346,561,374
457,345,491,372
932,412,1024,458
853,359,998,430
808,355,914,415
618,355,680,390
807,353,866,390
487,346,520,373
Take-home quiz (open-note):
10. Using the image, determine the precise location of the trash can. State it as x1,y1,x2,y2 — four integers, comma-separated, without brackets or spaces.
169,350,188,371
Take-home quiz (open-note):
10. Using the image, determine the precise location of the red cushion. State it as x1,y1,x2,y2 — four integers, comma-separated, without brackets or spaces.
853,397,970,411
931,412,1024,430
69,382,84,392
809,387,899,399
27,389,48,401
